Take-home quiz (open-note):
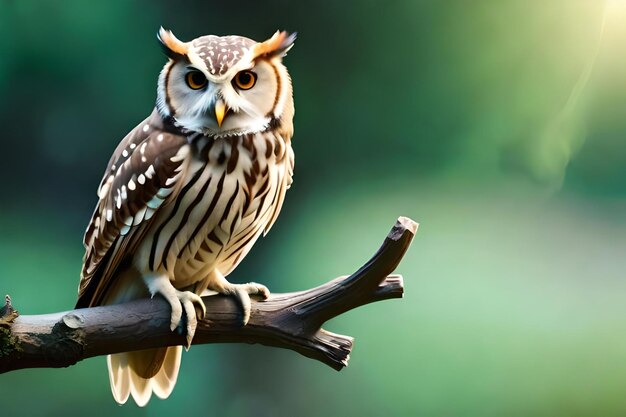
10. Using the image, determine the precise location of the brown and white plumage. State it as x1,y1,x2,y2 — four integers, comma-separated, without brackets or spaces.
76,28,295,406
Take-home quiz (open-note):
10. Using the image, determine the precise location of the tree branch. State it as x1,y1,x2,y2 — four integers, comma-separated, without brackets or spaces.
0,216,417,374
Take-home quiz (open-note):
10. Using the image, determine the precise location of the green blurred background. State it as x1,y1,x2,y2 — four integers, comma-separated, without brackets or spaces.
2,0,626,415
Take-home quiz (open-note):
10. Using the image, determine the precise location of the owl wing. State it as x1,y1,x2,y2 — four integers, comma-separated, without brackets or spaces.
76,115,191,308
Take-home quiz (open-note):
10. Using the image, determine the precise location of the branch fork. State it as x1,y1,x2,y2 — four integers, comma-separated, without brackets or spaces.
0,216,417,374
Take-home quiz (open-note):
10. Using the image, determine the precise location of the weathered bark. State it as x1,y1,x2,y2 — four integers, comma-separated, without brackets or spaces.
0,216,417,374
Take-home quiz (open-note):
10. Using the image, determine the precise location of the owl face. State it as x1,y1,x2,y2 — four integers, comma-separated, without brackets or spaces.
156,29,295,138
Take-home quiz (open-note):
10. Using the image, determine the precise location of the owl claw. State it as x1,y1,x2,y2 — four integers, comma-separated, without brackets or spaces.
176,290,206,349
145,274,206,347
208,279,270,325
231,282,270,325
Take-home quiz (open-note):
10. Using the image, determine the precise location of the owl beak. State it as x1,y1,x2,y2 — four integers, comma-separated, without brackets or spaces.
214,99,227,128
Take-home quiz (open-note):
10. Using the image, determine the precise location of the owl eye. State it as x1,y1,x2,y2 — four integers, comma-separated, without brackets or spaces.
233,71,257,90
185,71,207,90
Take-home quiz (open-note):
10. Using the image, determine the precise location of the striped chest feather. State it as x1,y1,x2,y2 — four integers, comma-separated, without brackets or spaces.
134,130,294,286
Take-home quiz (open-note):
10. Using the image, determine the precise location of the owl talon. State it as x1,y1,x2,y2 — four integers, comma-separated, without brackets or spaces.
145,274,206,346
178,290,206,348
234,282,269,325
207,275,270,326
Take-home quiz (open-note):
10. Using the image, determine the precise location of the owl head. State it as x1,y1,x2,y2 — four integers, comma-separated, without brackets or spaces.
155,28,295,138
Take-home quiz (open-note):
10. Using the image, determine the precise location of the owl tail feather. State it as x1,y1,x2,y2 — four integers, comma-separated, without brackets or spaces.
107,346,182,406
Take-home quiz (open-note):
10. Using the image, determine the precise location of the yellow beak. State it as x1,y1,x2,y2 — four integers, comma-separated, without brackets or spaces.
215,99,227,128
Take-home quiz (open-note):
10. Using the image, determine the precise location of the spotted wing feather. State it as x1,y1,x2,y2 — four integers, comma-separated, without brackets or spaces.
77,118,190,308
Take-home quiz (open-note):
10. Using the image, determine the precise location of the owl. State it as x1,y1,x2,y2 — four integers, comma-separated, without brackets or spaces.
75,28,296,406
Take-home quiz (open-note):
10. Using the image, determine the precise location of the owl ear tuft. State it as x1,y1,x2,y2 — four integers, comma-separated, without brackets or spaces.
253,31,296,60
157,27,189,59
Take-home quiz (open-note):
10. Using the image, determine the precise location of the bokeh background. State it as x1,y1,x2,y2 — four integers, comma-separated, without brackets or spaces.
2,0,626,416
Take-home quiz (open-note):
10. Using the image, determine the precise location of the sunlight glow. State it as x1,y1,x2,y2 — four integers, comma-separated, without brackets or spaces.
533,0,626,189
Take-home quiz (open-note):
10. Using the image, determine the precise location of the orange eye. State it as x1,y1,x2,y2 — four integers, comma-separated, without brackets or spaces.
233,70,257,90
185,71,207,90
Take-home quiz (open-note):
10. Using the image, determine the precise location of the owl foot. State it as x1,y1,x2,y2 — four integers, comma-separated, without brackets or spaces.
207,275,269,325
144,274,207,348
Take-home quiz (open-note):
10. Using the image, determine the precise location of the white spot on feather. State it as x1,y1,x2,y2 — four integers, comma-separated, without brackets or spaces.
128,179,136,191
106,209,113,222
143,124,149,132
138,174,146,185
145,165,156,179
157,134,164,142
122,149,129,158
